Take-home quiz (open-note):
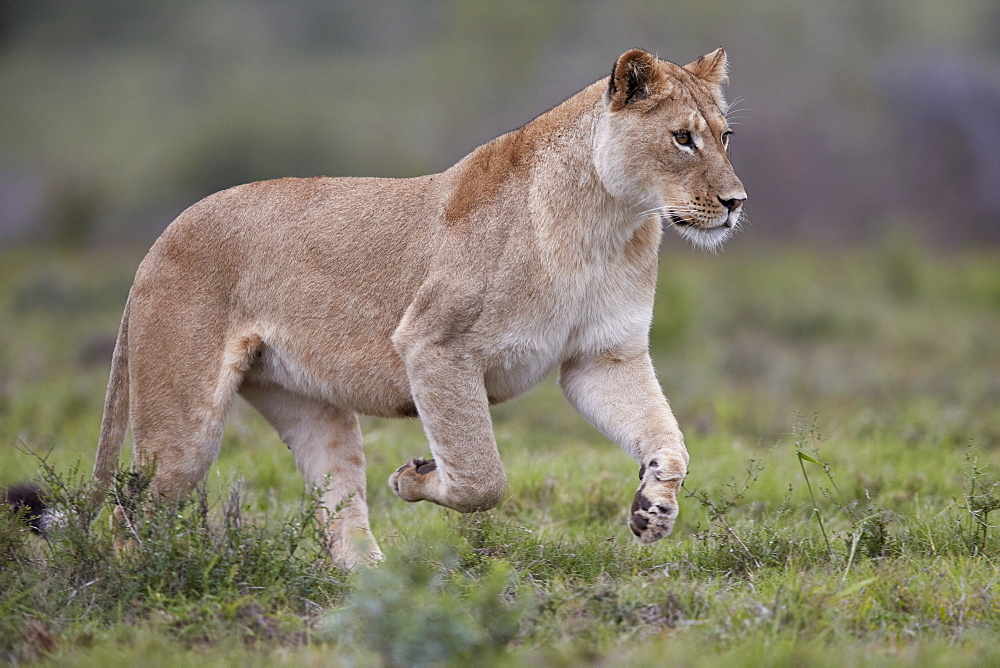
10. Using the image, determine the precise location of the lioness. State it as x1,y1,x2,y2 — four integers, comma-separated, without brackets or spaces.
89,47,745,569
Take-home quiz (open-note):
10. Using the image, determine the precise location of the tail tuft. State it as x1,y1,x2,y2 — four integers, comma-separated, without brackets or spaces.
3,482,48,534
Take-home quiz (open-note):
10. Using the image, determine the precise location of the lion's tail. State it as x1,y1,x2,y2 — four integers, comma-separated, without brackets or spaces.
2,482,48,534
93,292,132,487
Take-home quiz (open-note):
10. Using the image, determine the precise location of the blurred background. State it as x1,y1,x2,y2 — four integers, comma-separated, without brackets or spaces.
2,0,1000,247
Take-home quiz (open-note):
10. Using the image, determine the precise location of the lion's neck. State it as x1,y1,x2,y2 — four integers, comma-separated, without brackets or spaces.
527,85,647,262
442,80,640,262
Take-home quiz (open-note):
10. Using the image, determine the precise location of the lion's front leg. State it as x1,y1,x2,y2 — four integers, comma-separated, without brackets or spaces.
559,345,689,542
388,327,507,513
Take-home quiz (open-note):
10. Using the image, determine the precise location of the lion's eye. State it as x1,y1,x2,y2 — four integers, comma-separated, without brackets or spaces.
674,130,692,145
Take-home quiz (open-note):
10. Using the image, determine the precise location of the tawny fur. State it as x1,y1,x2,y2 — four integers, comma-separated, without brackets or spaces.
92,48,746,569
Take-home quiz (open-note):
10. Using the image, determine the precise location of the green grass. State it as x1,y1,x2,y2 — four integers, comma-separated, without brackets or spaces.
2,239,1000,665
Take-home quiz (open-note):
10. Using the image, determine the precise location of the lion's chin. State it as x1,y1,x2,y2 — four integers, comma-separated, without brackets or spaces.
665,215,734,252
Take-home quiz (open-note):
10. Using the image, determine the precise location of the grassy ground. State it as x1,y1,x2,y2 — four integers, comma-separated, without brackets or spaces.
2,239,999,666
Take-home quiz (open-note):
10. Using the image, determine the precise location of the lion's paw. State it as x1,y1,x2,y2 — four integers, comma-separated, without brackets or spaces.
628,482,678,543
628,458,684,544
388,458,437,502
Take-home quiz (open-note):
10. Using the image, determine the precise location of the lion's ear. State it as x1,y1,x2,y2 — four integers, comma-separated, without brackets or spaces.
606,48,664,112
684,47,728,85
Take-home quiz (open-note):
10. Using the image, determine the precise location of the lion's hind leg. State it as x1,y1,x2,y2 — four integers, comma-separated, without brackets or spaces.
239,383,382,570
128,331,261,496
113,329,261,549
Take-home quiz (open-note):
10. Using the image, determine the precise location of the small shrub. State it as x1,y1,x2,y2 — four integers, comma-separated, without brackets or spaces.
958,449,1000,555
684,452,775,574
320,547,522,667
0,466,348,661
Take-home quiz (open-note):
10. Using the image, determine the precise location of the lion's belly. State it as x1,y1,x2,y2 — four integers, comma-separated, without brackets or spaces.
243,329,417,419
239,276,647,417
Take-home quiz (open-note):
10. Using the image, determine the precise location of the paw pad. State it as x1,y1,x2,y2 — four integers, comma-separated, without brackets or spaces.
414,459,437,475
389,458,437,502
628,482,678,544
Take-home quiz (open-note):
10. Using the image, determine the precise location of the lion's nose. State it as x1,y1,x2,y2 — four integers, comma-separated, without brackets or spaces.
718,196,746,212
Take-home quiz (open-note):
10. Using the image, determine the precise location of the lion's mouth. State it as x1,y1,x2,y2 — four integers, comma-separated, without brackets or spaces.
667,213,736,230
662,212,735,252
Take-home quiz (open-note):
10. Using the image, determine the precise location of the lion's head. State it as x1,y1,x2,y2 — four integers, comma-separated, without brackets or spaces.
594,48,747,251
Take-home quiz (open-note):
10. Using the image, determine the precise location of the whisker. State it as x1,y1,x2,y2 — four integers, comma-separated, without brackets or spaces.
725,104,750,117
631,205,700,224
632,202,699,215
